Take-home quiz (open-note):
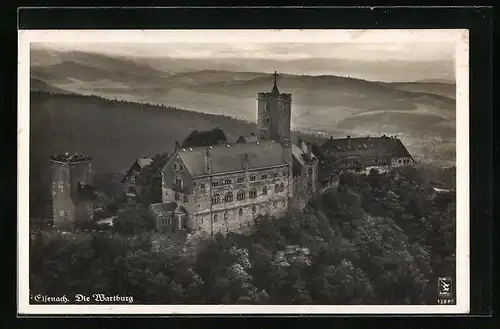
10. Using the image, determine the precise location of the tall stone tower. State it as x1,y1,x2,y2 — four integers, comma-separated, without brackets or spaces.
256,71,292,143
50,152,95,229
256,72,294,207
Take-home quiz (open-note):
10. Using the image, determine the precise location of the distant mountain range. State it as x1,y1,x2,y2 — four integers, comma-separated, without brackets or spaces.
30,48,456,137
29,48,456,172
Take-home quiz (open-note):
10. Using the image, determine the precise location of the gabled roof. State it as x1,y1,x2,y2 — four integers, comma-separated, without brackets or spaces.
319,136,414,163
176,140,288,177
149,202,177,220
137,157,153,168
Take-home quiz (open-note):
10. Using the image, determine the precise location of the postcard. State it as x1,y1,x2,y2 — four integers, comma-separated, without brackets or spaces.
18,29,469,314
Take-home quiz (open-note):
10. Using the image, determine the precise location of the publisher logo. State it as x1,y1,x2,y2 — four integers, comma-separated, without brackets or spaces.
438,277,453,297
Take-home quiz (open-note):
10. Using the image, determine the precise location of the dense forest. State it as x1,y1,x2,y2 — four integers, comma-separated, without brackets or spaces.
29,164,456,305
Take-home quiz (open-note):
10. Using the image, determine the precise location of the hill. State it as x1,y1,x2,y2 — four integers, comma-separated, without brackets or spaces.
30,48,456,137
30,166,456,305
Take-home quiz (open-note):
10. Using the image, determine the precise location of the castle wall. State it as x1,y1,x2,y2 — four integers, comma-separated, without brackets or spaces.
183,164,290,237
51,160,93,229
51,161,74,229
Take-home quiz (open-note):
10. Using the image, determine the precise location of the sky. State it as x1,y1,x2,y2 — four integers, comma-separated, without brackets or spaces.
28,30,464,82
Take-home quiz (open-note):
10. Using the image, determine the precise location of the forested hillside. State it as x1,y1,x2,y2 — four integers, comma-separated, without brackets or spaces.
30,165,456,305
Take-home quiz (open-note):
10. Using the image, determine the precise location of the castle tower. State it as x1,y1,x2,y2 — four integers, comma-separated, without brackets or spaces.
50,152,95,229
256,71,292,143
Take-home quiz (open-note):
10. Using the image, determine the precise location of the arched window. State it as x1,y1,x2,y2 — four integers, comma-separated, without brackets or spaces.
239,208,243,216
237,190,245,201
262,186,268,195
183,195,188,203
174,193,180,201
224,212,228,220
274,184,280,193
224,192,233,202
173,163,177,170
179,163,184,171
213,214,218,222
280,183,284,192
212,194,221,205
175,176,183,188
252,205,256,214
249,189,257,199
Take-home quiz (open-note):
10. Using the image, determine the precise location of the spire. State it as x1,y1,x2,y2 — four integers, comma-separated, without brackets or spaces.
271,71,280,95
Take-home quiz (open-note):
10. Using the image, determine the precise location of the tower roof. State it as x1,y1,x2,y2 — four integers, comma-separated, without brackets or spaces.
271,71,280,95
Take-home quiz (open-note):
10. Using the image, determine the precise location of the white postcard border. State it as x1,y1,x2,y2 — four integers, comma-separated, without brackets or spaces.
17,29,470,315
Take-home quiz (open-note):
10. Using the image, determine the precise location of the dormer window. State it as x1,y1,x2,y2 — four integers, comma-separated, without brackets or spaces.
175,176,183,188
179,163,184,171
173,163,177,170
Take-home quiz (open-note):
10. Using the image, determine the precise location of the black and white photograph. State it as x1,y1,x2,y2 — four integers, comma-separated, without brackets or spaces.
18,29,469,314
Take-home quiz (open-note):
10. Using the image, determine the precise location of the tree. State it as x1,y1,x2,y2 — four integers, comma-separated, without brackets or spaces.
113,203,155,235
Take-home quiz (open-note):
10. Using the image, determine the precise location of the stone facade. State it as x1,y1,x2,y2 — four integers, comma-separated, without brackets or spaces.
160,147,292,238
151,72,319,239
50,153,94,229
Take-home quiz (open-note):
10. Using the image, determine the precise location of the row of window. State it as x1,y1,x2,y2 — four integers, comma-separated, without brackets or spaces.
173,163,184,171
196,171,288,189
397,159,412,164
212,183,285,205
202,200,287,223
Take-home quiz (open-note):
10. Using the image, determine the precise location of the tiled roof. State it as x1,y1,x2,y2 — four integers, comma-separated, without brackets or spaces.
137,157,153,168
177,140,288,176
150,202,177,220
319,136,414,164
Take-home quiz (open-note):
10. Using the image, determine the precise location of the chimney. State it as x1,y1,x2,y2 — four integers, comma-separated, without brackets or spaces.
242,153,249,170
204,148,211,174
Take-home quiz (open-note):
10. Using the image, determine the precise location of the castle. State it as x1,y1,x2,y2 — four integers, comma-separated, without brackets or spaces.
149,72,318,238
49,71,415,234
